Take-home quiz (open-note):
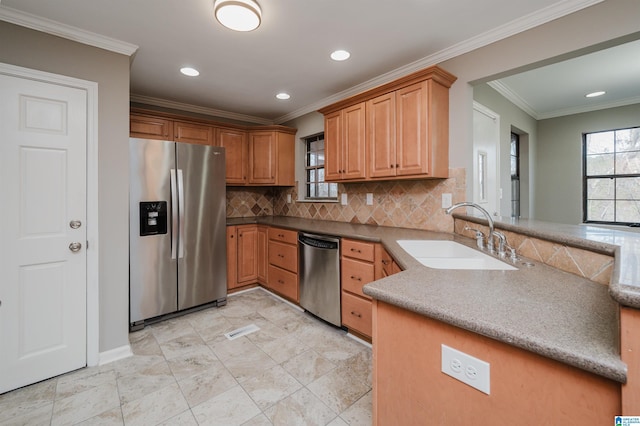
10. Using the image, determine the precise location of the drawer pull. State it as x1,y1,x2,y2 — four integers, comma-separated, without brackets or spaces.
278,234,284,238
278,279,284,284
350,275,362,281
381,260,390,265
278,254,284,258
350,248,361,253
350,311,362,318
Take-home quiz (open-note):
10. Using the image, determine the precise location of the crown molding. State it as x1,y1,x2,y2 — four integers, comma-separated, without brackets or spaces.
130,94,274,125
275,0,603,124
0,5,138,56
537,96,640,120
487,80,540,119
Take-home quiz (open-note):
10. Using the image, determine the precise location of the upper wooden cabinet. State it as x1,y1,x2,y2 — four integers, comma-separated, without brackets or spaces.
248,130,295,186
324,103,367,181
130,114,173,140
174,120,213,145
130,108,296,186
217,127,248,185
319,65,456,181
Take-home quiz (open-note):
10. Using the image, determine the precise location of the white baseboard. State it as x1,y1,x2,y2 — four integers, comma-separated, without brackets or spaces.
98,344,133,366
347,332,372,349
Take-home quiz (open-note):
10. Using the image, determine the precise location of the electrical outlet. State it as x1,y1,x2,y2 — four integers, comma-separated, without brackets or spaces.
366,193,373,206
442,193,452,208
341,193,348,205
441,344,490,394
286,193,292,204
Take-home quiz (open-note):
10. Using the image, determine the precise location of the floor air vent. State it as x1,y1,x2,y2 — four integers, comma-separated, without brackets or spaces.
224,324,260,340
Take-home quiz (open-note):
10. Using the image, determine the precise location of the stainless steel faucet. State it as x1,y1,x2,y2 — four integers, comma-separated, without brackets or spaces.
446,202,495,253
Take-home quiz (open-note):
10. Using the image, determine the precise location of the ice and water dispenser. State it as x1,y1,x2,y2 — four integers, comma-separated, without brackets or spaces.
139,201,167,236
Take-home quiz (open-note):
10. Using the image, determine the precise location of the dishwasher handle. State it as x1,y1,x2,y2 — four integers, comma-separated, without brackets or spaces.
298,232,340,250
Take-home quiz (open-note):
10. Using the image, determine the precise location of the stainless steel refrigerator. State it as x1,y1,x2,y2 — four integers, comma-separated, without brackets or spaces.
129,138,227,330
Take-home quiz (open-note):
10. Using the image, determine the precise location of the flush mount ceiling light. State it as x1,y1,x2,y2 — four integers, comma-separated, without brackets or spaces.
276,93,290,100
330,50,351,61
180,67,200,77
214,0,262,32
585,91,606,98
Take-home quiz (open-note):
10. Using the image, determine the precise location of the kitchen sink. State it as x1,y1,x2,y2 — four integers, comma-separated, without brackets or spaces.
396,240,517,270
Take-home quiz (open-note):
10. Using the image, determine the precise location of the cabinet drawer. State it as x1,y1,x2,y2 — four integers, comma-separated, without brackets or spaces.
268,240,298,273
341,257,374,299
268,265,298,302
268,227,298,245
341,291,372,337
343,239,375,262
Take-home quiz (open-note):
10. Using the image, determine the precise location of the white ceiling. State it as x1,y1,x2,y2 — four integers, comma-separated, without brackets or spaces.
488,38,640,120
0,0,621,124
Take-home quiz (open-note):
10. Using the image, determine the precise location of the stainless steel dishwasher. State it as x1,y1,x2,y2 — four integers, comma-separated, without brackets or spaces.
298,232,341,327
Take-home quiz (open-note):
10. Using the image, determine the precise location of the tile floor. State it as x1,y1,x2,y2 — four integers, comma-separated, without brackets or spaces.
0,289,372,426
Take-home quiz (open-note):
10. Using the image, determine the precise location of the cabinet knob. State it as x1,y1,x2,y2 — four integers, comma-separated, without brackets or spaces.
396,164,399,168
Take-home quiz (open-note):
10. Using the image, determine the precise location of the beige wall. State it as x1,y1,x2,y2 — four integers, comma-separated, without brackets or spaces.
473,84,538,218
440,0,640,200
0,22,131,353
536,103,640,224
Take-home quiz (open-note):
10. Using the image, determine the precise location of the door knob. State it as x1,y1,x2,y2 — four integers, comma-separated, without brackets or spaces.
69,242,82,252
69,220,82,229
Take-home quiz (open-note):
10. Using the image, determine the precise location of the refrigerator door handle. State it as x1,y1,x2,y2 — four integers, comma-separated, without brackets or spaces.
170,168,178,260
177,169,185,259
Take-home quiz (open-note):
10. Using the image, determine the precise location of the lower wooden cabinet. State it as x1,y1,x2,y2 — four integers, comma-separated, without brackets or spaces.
266,227,299,302
257,225,268,285
227,224,260,291
341,239,401,339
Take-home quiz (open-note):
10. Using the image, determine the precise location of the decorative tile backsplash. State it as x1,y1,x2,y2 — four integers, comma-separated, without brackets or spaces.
454,219,615,285
226,168,466,232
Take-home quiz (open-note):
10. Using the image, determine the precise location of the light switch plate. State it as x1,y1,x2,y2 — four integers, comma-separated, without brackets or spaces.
366,193,373,206
441,344,490,394
442,193,452,208
341,193,348,205
286,193,292,204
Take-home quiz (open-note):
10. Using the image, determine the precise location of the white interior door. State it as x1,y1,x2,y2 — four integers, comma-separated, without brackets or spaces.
0,73,87,393
473,102,501,217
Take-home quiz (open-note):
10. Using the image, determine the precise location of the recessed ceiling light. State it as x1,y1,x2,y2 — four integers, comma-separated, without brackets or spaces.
585,91,606,98
180,67,200,77
276,93,290,100
214,0,262,32
330,50,351,61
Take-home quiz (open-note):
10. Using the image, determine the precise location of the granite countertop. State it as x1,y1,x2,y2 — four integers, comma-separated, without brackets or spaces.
227,215,631,383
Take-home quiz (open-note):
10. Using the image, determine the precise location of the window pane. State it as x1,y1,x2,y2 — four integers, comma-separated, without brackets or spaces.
317,183,329,198
318,168,324,182
616,128,640,152
308,152,317,167
309,184,316,198
586,131,614,154
317,152,325,166
329,183,338,198
510,156,517,177
310,140,320,152
616,151,640,174
309,169,316,183
616,200,640,223
587,178,614,199
586,153,614,176
617,177,640,199
587,200,615,222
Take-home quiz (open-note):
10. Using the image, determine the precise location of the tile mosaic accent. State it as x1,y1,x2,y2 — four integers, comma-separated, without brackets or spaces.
454,219,615,285
226,168,467,232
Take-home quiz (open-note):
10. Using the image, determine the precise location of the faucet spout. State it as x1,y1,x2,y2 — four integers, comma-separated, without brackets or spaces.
446,202,495,253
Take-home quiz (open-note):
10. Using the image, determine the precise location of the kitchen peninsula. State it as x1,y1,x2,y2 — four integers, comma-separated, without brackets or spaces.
228,214,640,423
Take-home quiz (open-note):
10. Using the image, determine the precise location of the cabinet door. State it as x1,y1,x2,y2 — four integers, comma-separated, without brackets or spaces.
257,226,268,285
174,121,213,145
249,131,276,184
226,226,238,290
324,111,342,181
342,103,367,180
217,128,248,184
396,81,428,176
237,225,258,284
367,93,396,178
130,114,172,140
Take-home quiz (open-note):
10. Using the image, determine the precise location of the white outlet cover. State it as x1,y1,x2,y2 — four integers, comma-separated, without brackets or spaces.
442,193,452,208
441,344,490,394
341,193,348,205
366,193,373,205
